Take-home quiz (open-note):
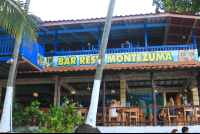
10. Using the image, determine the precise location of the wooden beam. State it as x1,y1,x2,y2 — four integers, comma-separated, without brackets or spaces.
61,82,78,93
163,16,171,45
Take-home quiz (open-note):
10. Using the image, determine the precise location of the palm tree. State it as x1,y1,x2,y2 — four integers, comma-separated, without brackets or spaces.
0,0,38,132
85,0,116,128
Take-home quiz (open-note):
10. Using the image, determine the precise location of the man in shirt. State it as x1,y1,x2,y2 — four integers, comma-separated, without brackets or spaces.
61,100,69,108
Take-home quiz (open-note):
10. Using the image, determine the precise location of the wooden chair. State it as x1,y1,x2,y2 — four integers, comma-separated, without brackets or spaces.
108,107,119,126
96,113,103,126
145,112,153,126
164,108,179,126
187,107,200,125
139,109,146,126
104,108,110,126
126,108,139,126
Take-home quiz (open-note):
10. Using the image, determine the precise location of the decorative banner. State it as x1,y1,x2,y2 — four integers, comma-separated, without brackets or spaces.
39,49,199,68
178,50,186,61
37,53,44,67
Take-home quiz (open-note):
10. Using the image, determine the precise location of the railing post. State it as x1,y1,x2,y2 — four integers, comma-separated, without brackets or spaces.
144,24,148,51
192,28,197,50
151,72,157,126
43,32,46,54
98,27,101,51
54,30,58,56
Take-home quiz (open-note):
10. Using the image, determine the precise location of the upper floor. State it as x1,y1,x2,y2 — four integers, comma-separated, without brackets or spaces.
0,12,200,72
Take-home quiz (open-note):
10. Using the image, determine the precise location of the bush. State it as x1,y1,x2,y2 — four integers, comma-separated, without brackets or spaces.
23,100,47,127
39,102,84,133
12,98,25,126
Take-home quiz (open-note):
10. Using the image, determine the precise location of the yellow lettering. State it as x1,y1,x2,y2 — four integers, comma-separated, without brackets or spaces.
143,53,149,62
116,55,123,63
149,53,155,61
58,57,64,65
71,57,76,65
124,54,131,63
86,56,90,64
107,55,116,63
91,56,96,64
156,53,166,61
96,56,99,59
64,57,70,65
80,56,85,64
166,52,173,61
131,54,136,62
137,54,142,62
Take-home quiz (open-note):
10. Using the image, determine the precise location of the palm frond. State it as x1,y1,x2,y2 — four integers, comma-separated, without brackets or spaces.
0,0,39,44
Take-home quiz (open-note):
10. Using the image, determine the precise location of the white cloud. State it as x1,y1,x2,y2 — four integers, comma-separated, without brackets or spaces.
28,0,156,21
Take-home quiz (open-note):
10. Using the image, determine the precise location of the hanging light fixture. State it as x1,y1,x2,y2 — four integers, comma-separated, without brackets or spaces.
155,89,157,93
71,90,76,94
111,82,115,94
126,40,129,43
33,92,38,97
87,43,90,46
182,36,185,39
111,90,115,94
33,85,38,97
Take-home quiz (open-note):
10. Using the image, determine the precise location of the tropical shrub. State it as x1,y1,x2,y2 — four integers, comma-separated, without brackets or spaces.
12,98,25,126
39,101,84,133
23,100,47,127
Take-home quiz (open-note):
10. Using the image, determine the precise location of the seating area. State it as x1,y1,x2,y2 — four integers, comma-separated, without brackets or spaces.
74,106,200,126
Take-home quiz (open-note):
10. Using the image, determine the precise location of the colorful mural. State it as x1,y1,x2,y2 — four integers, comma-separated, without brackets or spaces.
41,49,198,68
130,93,164,118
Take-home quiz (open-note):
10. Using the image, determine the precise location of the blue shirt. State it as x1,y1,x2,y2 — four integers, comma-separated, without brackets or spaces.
61,103,67,107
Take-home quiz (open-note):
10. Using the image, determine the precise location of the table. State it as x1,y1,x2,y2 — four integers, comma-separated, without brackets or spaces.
174,108,194,125
118,108,139,126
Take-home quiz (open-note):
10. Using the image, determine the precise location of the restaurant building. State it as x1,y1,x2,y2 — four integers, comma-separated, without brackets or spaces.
0,12,200,124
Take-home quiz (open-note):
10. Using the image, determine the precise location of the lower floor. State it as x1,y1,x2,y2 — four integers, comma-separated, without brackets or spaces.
0,68,200,126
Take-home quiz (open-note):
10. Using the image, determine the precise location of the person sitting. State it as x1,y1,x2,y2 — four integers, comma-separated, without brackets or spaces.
61,99,69,108
110,99,122,126
157,110,164,125
171,129,179,133
182,127,189,133
182,99,193,116
166,97,178,115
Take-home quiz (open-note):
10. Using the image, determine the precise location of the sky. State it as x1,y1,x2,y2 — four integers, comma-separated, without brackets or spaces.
28,0,157,21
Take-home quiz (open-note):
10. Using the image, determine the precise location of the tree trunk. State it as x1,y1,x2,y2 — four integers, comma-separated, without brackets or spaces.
0,34,22,132
86,0,116,128
0,0,31,132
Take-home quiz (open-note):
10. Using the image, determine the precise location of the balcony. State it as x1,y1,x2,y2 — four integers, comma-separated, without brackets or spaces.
0,37,44,70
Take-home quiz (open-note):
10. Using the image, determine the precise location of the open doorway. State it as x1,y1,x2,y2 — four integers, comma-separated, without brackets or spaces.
166,92,179,104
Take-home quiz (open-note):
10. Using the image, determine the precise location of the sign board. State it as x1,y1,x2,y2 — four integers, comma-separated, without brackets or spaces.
39,49,198,68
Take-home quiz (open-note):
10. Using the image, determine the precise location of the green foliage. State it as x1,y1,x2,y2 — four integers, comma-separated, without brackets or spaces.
12,98,25,126
0,0,39,44
23,100,47,127
153,0,200,14
39,103,83,133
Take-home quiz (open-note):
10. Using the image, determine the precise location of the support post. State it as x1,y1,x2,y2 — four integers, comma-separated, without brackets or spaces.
144,24,148,51
192,28,197,49
98,28,101,51
103,75,106,126
57,76,61,107
151,72,156,126
54,30,58,56
43,32,46,53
